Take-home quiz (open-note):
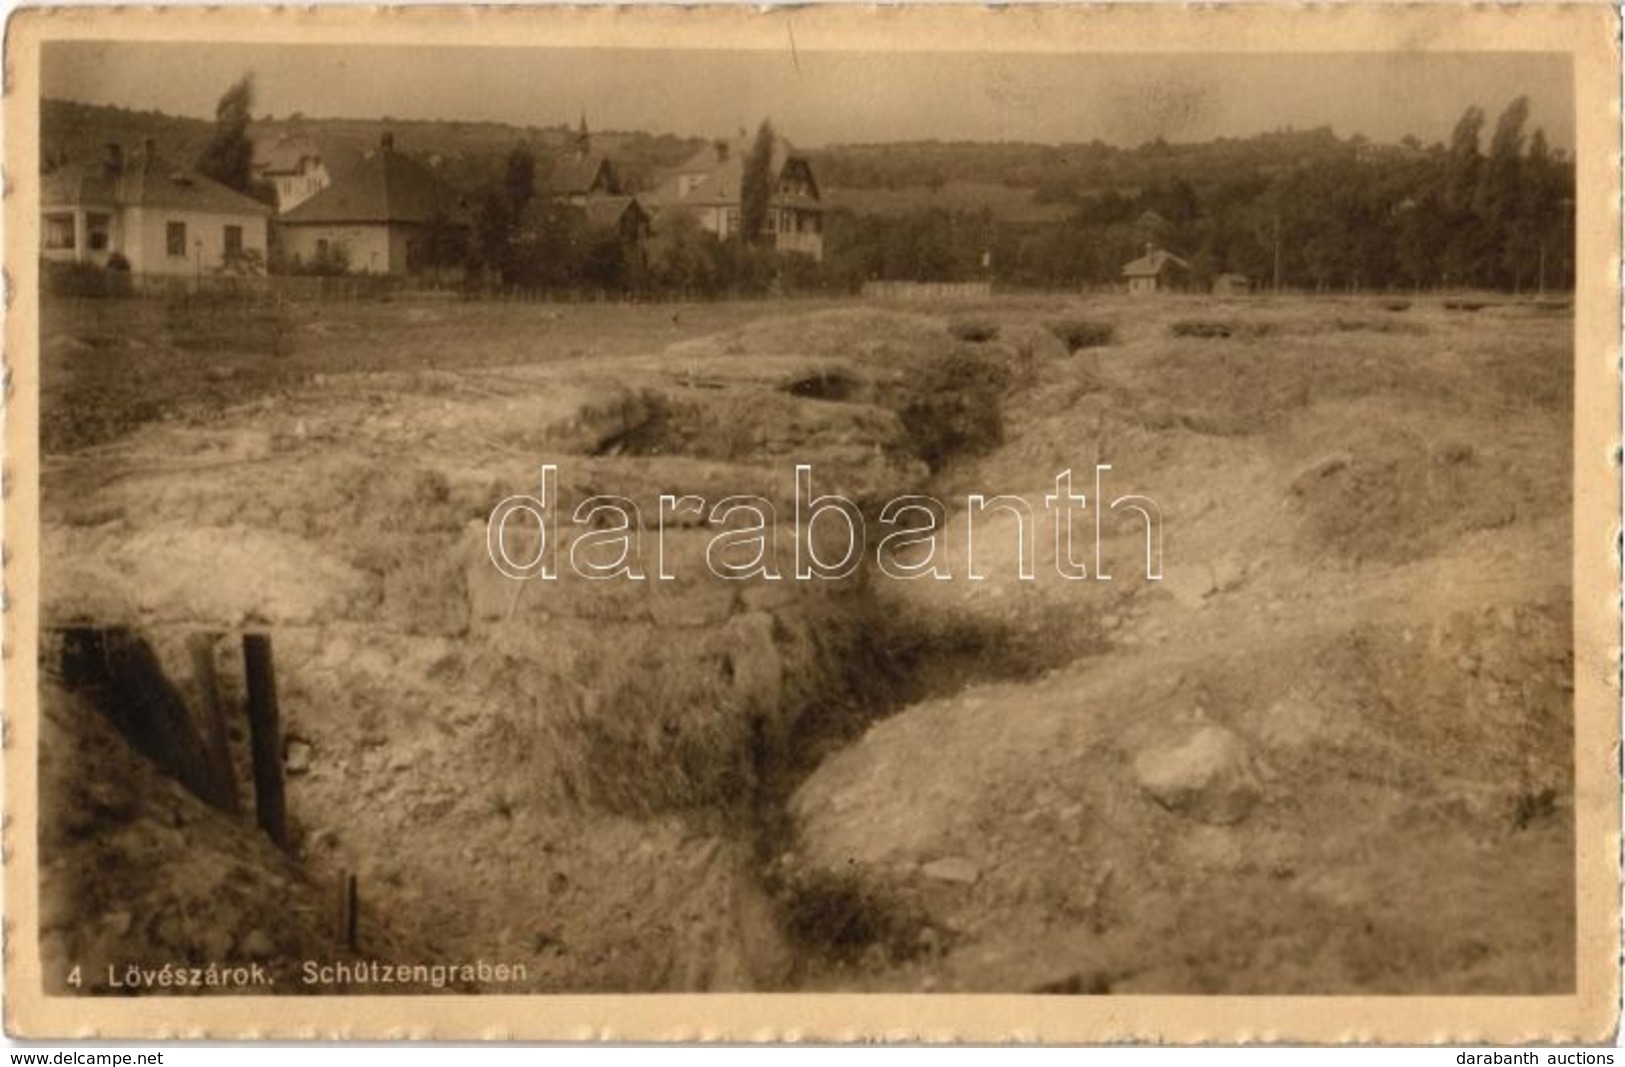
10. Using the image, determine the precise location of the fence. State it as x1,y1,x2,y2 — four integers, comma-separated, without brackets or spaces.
862,280,995,303
79,270,849,307
126,271,440,303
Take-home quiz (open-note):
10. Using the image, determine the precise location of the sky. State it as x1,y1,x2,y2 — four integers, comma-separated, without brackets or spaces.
43,42,1574,151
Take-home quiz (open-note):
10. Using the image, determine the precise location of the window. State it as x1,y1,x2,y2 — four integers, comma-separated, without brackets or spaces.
223,225,243,258
86,213,111,252
44,213,75,250
166,221,187,257
316,238,329,258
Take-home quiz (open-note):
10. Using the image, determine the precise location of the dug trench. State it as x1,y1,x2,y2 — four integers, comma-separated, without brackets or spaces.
39,301,1574,994
41,308,1101,992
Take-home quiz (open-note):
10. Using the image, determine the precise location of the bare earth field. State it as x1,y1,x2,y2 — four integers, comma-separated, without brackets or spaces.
37,290,1573,995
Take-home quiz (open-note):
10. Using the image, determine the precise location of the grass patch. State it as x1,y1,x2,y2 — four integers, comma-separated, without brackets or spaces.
897,348,1010,471
584,390,677,457
43,260,134,300
1170,320,1274,340
782,369,858,402
772,868,931,965
948,319,1001,344
1045,318,1116,352
164,292,292,357
1331,318,1425,335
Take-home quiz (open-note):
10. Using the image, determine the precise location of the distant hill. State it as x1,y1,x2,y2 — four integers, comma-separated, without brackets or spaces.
42,98,217,173
40,99,706,194
822,181,1075,226
807,127,1430,202
41,97,1446,219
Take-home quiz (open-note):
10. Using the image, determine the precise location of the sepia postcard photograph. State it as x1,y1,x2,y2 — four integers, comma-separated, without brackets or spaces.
2,2,1619,1045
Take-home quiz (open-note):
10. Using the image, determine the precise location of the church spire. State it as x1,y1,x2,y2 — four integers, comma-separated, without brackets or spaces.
575,112,590,159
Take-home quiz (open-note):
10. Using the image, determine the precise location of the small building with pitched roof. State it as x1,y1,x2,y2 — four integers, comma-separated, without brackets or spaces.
252,134,331,214
41,140,273,277
277,133,470,275
540,119,650,259
1122,243,1192,295
547,121,622,206
549,153,620,206
582,195,651,244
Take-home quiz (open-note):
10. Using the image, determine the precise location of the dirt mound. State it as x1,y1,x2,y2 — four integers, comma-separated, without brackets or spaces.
1285,398,1563,565
664,307,951,367
785,599,1573,994
37,293,1575,997
46,525,373,628
192,622,794,990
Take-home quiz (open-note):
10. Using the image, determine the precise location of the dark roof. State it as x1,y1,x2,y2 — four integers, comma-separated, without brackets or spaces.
42,150,272,216
253,135,323,176
548,152,617,197
582,195,647,229
1122,248,1191,278
280,146,466,226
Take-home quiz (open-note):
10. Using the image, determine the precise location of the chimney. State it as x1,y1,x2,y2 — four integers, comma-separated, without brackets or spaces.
1145,241,1156,257
380,131,395,152
103,143,123,175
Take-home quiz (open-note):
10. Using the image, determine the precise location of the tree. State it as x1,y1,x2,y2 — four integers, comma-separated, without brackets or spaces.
466,144,541,286
1471,97,1532,289
1442,105,1485,213
472,189,515,282
417,209,468,277
1517,127,1567,292
1479,97,1530,207
504,142,537,219
510,201,592,289
1437,105,1488,285
196,75,273,204
739,120,777,247
649,212,723,295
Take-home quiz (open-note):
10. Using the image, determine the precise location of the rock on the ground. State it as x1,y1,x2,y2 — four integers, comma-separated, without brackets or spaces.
284,738,313,775
1210,554,1247,594
1289,451,1354,494
1132,725,1261,825
921,856,980,885
1162,563,1215,609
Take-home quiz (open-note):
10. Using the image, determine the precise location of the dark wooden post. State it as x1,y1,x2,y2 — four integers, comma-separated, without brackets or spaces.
242,633,289,849
346,873,360,951
334,870,360,951
188,632,240,815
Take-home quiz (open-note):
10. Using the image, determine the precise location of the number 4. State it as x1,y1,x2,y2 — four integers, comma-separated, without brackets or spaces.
66,965,81,988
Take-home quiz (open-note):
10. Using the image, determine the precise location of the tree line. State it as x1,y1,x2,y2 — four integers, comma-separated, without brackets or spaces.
824,98,1574,293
